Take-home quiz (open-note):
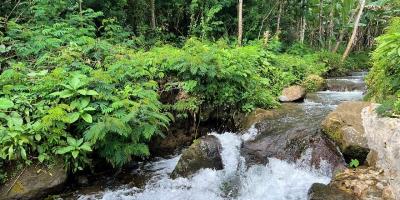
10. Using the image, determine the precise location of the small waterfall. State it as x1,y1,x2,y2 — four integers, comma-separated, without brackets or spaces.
78,130,331,200
74,71,368,200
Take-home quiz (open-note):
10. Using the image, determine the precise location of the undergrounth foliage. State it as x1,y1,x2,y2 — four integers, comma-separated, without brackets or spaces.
0,0,361,182
366,17,400,117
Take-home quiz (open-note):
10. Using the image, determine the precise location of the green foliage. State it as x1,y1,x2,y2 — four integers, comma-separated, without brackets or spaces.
366,17,400,117
302,74,326,92
349,159,360,168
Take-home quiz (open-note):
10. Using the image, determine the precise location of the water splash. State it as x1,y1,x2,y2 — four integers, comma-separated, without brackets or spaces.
78,132,332,200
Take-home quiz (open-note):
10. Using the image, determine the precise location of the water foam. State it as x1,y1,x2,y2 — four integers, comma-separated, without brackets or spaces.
78,132,332,200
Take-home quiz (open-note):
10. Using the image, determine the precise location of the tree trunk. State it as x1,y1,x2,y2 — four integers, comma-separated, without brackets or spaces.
150,0,156,30
342,0,365,61
327,1,335,50
238,0,243,46
333,3,360,53
318,0,324,47
299,0,307,44
276,1,283,35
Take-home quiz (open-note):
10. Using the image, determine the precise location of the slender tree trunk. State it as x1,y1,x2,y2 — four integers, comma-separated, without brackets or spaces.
299,0,307,44
276,1,283,35
318,0,324,47
238,0,243,46
299,16,306,44
333,4,360,53
327,1,335,50
342,0,365,61
150,0,156,30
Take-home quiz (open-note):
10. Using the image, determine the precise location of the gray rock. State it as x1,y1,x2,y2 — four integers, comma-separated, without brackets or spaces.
321,101,371,162
241,126,345,175
362,105,400,199
279,85,306,102
0,160,67,200
171,135,223,178
308,183,356,200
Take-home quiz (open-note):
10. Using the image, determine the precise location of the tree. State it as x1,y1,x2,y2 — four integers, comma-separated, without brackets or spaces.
342,0,366,61
238,0,243,46
150,0,156,30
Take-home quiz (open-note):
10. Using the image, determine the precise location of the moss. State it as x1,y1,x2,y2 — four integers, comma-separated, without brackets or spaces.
302,74,326,92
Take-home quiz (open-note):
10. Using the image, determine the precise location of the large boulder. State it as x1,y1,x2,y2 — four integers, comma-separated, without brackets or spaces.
279,85,306,102
237,104,302,131
171,135,223,178
308,183,356,200
362,105,400,199
311,167,395,200
0,160,67,200
241,126,345,175
321,101,371,162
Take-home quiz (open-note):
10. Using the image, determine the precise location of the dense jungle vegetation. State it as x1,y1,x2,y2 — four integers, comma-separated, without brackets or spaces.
0,0,399,182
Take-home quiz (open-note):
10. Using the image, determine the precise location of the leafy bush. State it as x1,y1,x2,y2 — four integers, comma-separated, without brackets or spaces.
302,74,326,92
366,17,400,117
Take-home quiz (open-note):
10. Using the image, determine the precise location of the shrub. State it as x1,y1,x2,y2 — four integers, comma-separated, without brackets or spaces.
302,74,326,92
366,17,400,117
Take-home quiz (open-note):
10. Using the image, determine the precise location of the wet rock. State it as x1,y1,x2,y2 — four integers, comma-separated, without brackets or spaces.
328,167,395,200
0,160,67,200
308,183,356,200
238,104,301,131
241,126,345,174
279,85,306,102
362,105,400,199
150,128,195,156
326,78,365,92
321,101,371,162
77,175,89,186
171,135,223,178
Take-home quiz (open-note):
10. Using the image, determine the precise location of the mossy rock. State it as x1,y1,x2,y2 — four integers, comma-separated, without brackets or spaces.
0,160,67,200
171,135,223,178
302,74,327,92
321,101,371,162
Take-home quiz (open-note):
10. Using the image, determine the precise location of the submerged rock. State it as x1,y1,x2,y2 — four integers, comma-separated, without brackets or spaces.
241,126,345,174
308,183,356,200
362,105,400,199
171,135,223,178
279,85,306,102
321,101,371,162
0,160,67,200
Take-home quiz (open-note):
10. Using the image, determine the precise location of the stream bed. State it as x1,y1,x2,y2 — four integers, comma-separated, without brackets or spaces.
61,72,367,200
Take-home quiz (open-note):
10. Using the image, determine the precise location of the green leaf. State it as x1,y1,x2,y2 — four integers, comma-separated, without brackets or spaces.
8,145,14,160
67,112,80,123
81,97,90,108
71,150,79,159
70,75,84,90
80,142,92,152
50,90,74,98
56,146,75,154
349,159,360,168
81,113,93,123
38,154,45,162
34,134,41,141
20,147,27,160
0,98,14,110
67,137,77,146
76,138,84,146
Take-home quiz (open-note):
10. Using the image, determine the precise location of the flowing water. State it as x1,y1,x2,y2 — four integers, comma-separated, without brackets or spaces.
64,72,367,200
